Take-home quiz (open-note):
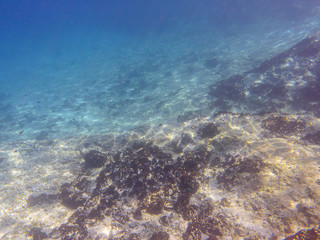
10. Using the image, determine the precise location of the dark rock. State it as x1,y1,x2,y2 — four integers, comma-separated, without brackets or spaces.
261,116,306,135
59,183,86,209
183,160,199,173
83,150,108,168
209,75,244,106
301,131,320,145
292,37,320,58
309,62,320,79
197,122,219,139
132,181,148,200
208,36,320,114
133,209,143,220
251,50,291,74
150,231,170,240
182,204,199,221
169,140,184,153
174,194,190,214
216,155,264,191
27,227,48,240
180,133,194,145
249,82,287,99
178,176,199,195
88,208,105,221
146,197,164,215
56,223,87,239
194,216,222,237
183,224,202,240
284,225,320,240
48,142,213,239
295,80,320,103
251,37,319,74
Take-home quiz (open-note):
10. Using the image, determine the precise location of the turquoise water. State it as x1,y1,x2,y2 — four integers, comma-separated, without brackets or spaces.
0,1,319,143
1,2,320,239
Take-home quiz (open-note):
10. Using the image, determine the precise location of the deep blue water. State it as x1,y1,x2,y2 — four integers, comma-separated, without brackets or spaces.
0,0,320,142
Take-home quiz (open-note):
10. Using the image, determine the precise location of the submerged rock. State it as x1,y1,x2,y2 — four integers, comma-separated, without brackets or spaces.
208,35,320,115
284,226,320,240
261,115,306,136
83,150,108,168
17,112,320,239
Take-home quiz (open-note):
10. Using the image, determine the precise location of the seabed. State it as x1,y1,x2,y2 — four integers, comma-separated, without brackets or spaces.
0,21,320,240
1,112,320,239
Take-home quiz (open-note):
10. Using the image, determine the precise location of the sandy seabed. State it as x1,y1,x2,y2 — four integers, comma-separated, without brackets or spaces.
0,112,319,239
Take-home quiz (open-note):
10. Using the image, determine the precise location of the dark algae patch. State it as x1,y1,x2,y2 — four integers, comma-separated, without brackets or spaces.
261,115,306,136
197,122,219,139
83,150,108,168
214,155,265,191
150,231,170,240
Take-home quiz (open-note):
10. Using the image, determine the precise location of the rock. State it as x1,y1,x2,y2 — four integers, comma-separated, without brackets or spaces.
83,150,107,168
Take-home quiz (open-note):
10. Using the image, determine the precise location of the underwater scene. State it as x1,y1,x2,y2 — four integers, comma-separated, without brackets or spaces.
1,0,320,239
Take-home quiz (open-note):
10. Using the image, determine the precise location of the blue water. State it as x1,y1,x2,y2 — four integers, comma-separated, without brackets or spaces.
0,0,320,142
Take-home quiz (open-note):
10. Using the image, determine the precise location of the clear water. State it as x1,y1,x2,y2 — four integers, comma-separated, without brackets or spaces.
1,1,320,239
0,1,319,143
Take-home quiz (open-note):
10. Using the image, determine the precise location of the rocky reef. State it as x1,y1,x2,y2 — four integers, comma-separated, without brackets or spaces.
209,34,320,116
20,112,320,240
